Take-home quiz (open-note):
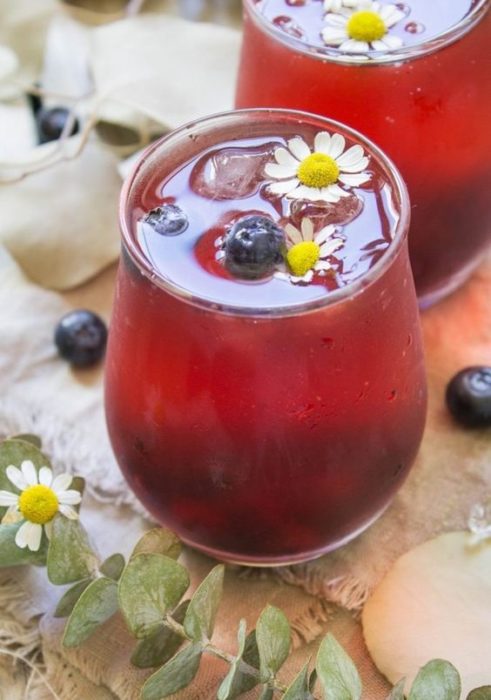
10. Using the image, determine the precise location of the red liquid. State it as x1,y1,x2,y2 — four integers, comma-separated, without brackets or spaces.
105,111,427,564
236,0,491,304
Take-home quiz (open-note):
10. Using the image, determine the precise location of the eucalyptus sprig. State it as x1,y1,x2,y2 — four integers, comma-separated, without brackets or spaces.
0,435,490,700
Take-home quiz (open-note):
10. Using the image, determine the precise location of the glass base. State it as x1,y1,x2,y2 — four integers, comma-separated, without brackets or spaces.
418,257,482,310
179,503,389,567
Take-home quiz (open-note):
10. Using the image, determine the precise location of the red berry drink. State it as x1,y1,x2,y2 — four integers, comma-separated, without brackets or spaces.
105,109,427,565
236,0,491,306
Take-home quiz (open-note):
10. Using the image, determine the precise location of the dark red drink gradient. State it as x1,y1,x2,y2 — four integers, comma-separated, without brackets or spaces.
235,0,491,305
105,110,427,565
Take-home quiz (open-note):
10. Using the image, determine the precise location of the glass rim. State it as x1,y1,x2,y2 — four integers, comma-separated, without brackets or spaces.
244,0,490,66
119,107,411,318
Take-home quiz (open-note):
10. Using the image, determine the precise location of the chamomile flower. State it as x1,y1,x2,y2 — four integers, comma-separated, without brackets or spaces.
322,2,405,53
275,218,344,284
0,460,81,551
265,131,370,204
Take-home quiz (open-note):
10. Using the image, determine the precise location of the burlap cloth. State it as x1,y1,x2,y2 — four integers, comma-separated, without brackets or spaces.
0,2,490,698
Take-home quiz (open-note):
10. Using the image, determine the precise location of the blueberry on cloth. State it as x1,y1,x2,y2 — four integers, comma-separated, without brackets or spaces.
446,366,491,428
37,107,79,144
54,310,107,368
142,204,189,236
223,215,285,280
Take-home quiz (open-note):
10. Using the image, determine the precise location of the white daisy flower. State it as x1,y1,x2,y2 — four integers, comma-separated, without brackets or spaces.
265,131,370,204
0,460,81,552
275,218,344,284
322,2,405,54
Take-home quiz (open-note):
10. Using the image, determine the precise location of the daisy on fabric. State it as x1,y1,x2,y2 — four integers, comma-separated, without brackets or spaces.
322,2,405,54
275,218,344,284
265,131,370,204
0,460,81,551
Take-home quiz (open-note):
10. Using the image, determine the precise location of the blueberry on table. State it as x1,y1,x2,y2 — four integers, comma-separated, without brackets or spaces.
142,204,189,236
37,107,79,144
446,366,491,428
223,215,285,280
54,310,107,368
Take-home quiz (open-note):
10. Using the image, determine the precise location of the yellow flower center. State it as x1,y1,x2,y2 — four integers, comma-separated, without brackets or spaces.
18,485,58,525
347,10,387,42
297,153,340,189
287,241,320,277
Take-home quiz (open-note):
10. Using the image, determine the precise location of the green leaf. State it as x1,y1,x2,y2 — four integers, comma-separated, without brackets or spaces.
284,662,312,700
63,577,119,647
259,687,274,700
9,434,42,448
141,643,202,700
0,523,48,567
217,625,261,700
309,670,318,693
183,564,224,642
118,553,189,638
408,660,461,700
0,439,50,518
256,605,291,682
54,578,92,618
316,634,362,700
47,515,98,585
467,688,491,700
131,528,181,561
100,553,125,581
131,600,189,669
387,679,406,699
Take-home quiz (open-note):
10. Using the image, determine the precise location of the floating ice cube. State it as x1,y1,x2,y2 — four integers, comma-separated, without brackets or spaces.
190,143,277,200
290,194,364,230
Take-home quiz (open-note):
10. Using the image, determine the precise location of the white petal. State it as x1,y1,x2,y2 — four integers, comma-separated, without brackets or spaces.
21,460,38,486
285,224,303,245
6,465,28,491
59,504,79,520
315,225,336,244
315,260,333,271
339,156,369,173
38,467,53,487
338,171,371,186
301,270,314,283
314,132,332,155
265,162,297,180
371,1,381,12
336,144,365,168
324,13,349,27
327,133,346,159
2,505,22,524
274,147,300,169
0,490,18,506
44,521,53,539
300,217,314,241
321,28,347,45
57,489,82,505
288,137,311,161
286,185,325,201
51,473,73,493
269,178,300,196
15,521,42,551
327,184,350,198
274,271,291,282
380,34,404,49
341,39,370,53
320,239,344,256
380,5,405,26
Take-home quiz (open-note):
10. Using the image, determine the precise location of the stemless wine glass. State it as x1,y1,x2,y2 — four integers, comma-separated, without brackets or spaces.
235,0,491,306
105,109,427,566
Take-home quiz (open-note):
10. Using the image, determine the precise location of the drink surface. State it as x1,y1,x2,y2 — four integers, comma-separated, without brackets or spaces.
251,0,477,56
131,124,401,311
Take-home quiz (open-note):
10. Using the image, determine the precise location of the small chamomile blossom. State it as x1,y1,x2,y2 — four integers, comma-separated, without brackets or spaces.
265,131,370,204
0,460,81,552
322,2,405,54
275,218,344,284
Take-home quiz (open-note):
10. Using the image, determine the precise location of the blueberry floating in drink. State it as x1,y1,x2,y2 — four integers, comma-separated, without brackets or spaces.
446,367,491,428
142,204,189,236
54,310,107,368
223,215,285,280
37,106,79,144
